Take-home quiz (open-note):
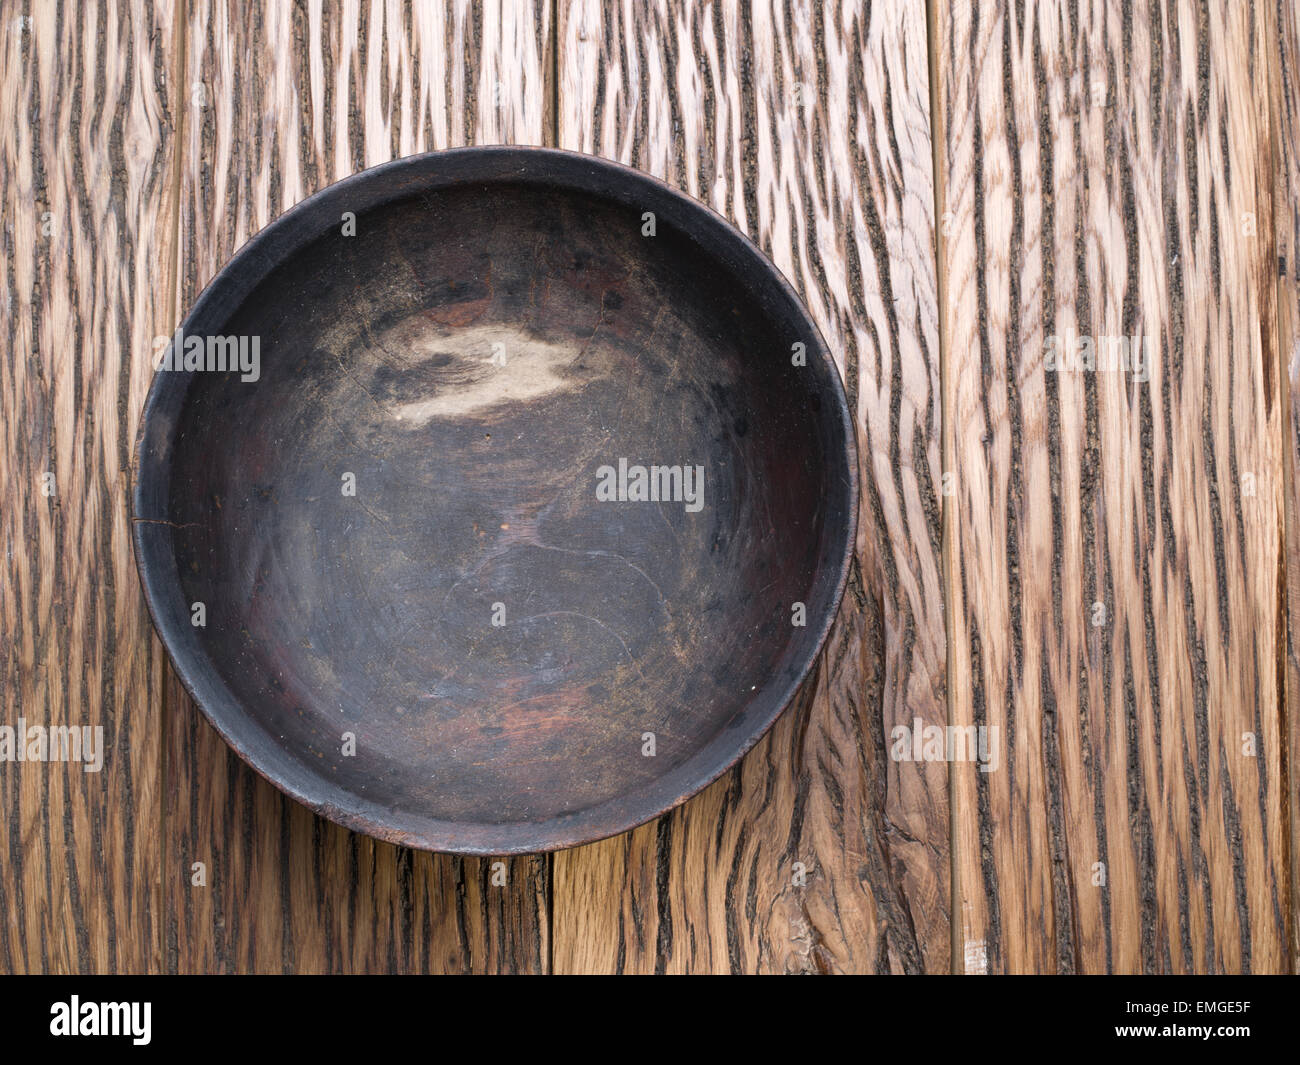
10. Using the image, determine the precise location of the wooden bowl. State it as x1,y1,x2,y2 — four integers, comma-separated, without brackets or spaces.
132,147,858,854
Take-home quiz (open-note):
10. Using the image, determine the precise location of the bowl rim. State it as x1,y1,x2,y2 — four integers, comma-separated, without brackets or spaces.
131,144,860,855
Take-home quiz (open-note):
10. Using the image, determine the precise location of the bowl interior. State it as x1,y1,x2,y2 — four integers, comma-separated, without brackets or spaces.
135,152,856,852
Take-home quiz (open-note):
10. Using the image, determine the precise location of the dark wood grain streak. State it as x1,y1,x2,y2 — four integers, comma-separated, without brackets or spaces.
1270,0,1300,975
0,0,174,973
163,0,552,973
552,0,949,973
940,0,1290,973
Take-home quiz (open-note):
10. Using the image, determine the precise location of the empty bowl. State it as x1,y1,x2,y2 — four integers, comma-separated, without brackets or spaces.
132,147,857,854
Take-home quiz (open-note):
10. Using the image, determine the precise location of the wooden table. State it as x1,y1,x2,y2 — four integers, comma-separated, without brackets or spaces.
1,0,1296,974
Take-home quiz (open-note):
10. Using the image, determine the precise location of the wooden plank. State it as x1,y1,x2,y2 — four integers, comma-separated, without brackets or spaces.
0,0,175,972
939,0,1290,972
1271,0,1300,976
552,0,949,973
163,0,552,973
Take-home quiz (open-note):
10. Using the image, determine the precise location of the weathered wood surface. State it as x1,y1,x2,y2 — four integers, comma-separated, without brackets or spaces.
5,0,1300,974
0,0,174,974
551,0,949,973
939,0,1290,972
1273,0,1300,976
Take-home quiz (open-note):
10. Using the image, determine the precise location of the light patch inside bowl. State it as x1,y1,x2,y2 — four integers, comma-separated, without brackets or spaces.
372,317,594,424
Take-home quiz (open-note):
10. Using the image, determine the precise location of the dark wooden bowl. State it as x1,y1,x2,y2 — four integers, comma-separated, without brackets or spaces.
133,147,858,854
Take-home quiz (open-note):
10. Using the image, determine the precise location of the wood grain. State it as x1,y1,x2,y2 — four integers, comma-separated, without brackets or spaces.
1272,0,1300,976
0,0,174,974
7,0,1298,976
551,0,949,973
938,0,1290,973
162,0,552,973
